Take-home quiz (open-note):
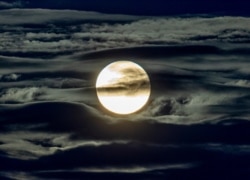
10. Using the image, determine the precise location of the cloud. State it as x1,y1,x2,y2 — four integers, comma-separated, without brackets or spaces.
0,87,44,103
0,172,40,180
22,39,80,52
66,163,195,173
0,1,24,9
0,45,249,125
0,131,128,160
0,10,250,58
25,32,66,40
0,131,57,159
0,100,249,179
138,84,249,125
0,86,96,105
0,8,250,179
225,79,250,88
0,9,139,25
0,73,21,81
72,16,250,47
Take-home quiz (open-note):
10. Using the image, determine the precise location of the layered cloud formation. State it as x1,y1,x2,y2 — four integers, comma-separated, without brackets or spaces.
0,9,250,179
0,9,250,58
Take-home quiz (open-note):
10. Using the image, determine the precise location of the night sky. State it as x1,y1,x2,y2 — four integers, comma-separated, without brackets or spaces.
25,1,249,16
1,0,250,16
0,0,250,179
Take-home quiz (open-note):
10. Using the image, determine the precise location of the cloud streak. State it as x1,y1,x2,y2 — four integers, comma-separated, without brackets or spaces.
0,1,24,9
0,87,44,103
0,131,128,160
0,9,250,58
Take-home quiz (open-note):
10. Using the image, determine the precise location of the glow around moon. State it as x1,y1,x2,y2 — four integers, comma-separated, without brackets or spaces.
96,61,151,115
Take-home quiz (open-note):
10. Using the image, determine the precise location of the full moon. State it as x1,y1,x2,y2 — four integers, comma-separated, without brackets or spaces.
96,61,151,115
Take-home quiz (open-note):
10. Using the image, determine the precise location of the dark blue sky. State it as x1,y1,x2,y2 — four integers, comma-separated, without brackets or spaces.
5,0,250,16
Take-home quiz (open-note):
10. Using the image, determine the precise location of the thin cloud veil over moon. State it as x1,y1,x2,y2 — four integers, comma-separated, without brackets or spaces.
96,61,151,115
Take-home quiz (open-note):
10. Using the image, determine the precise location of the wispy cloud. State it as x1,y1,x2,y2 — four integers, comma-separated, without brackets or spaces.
0,9,250,58
0,87,44,103
0,131,128,159
0,1,24,9
47,163,195,173
0,73,21,81
225,80,250,88
0,9,139,25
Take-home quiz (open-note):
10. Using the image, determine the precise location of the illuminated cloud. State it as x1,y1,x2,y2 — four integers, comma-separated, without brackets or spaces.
0,10,249,58
0,73,21,81
0,131,128,160
0,87,43,103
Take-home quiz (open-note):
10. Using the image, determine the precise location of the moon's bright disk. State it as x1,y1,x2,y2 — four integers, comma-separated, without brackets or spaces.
96,61,151,115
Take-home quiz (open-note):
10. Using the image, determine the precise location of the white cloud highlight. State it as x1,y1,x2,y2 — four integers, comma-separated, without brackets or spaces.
0,87,44,103
75,163,195,173
1,73,21,81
